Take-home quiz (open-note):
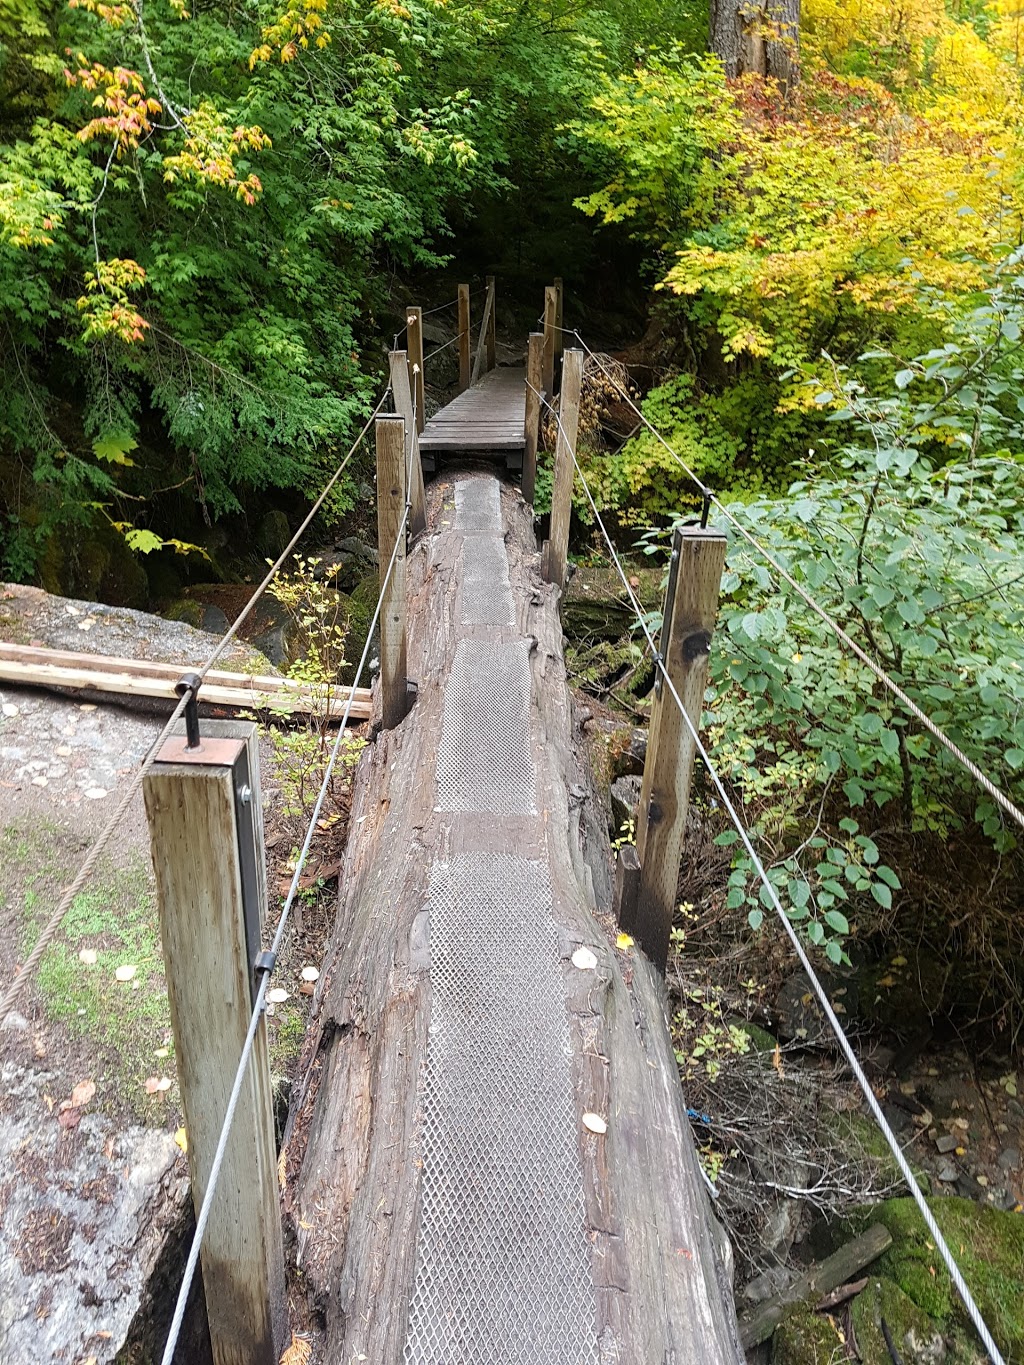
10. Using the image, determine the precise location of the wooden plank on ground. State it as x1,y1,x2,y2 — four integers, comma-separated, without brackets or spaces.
0,643,371,719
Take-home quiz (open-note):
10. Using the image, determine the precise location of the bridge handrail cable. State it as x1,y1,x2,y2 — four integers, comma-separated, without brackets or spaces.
158,498,412,1365
0,384,393,1032
551,330,1024,835
530,374,1007,1365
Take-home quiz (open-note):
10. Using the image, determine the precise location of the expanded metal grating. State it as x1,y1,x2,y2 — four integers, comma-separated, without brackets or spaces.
435,639,535,815
403,855,600,1364
461,533,514,627
455,478,503,534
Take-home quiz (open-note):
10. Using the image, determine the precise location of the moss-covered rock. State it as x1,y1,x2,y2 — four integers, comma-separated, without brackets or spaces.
738,1021,779,1054
164,598,203,628
851,1277,948,1364
850,1198,1024,1358
341,573,378,684
771,1307,844,1364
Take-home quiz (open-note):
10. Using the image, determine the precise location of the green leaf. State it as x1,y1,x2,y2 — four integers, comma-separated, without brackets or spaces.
807,921,825,945
871,882,893,909
747,908,763,930
726,887,746,909
894,369,915,390
1006,749,1024,770
715,830,739,846
824,908,849,934
875,865,901,889
825,941,843,964
123,528,164,554
93,433,138,466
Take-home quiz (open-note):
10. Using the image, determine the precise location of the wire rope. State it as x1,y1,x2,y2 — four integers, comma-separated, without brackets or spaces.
0,386,392,1031
553,333,1024,834
158,501,411,1365
530,374,1007,1365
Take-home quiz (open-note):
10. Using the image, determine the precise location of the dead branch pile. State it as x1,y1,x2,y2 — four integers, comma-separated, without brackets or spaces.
542,353,639,452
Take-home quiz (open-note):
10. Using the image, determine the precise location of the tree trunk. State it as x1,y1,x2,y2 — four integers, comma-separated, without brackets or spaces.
710,0,800,91
281,473,744,1363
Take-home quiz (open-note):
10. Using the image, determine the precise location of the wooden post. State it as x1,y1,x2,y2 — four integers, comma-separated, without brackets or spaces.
389,350,427,541
470,278,496,387
485,275,496,372
458,283,471,393
544,348,583,592
406,306,425,435
142,719,285,1365
376,416,409,729
553,276,564,366
542,286,557,398
630,525,728,970
523,332,544,506
613,844,641,929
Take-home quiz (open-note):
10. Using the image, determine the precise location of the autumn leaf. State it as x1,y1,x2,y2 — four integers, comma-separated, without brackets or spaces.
280,1334,312,1365
71,1079,96,1107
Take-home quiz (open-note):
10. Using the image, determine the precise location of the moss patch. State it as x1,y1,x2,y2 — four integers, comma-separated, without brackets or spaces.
850,1277,948,1365
826,1112,930,1193
7,825,172,1122
771,1307,845,1364
850,1197,1024,1357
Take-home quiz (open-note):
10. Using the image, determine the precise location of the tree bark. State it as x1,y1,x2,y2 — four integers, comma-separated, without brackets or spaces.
710,0,800,91
281,474,744,1363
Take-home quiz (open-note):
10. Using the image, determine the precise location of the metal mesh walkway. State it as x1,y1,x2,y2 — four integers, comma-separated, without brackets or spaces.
404,475,599,1363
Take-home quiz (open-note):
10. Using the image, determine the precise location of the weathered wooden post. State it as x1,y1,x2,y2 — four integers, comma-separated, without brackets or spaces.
470,277,496,386
553,276,564,368
388,350,427,541
458,283,471,392
376,415,409,729
406,306,425,435
523,331,544,506
628,524,727,970
542,285,558,398
485,274,497,373
142,717,286,1365
544,347,583,592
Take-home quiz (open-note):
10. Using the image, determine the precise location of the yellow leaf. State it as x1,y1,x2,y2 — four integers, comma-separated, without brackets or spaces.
615,933,633,951
175,1127,188,1153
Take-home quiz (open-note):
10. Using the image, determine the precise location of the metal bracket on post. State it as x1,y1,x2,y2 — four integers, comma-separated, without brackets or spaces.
175,671,202,750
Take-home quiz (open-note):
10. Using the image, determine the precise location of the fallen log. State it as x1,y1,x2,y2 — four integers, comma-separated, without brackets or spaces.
282,473,743,1362
737,1223,893,1347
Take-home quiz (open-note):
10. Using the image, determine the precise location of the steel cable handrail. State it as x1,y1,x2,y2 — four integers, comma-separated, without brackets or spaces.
0,385,392,1031
158,499,411,1365
528,372,1007,1365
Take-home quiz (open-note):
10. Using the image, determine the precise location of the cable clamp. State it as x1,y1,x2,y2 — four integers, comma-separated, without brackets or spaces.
254,950,277,977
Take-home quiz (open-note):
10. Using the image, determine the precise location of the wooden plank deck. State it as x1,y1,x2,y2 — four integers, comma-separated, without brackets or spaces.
419,366,526,454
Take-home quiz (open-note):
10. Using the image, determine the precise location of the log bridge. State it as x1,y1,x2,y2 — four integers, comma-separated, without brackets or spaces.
145,283,745,1364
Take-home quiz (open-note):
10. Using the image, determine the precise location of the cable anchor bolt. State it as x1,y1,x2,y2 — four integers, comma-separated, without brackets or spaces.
175,672,203,751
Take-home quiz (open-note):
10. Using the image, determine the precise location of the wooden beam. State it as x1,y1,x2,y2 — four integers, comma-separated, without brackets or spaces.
542,285,557,398
737,1224,893,1347
143,720,286,1365
553,276,564,363
613,843,641,929
0,643,371,719
544,348,584,592
631,525,727,970
389,350,427,541
458,284,471,393
376,416,409,729
471,279,495,386
523,332,544,507
485,275,496,373
406,307,425,435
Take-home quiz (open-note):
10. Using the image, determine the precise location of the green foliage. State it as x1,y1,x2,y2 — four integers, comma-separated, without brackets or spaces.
690,284,1024,965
